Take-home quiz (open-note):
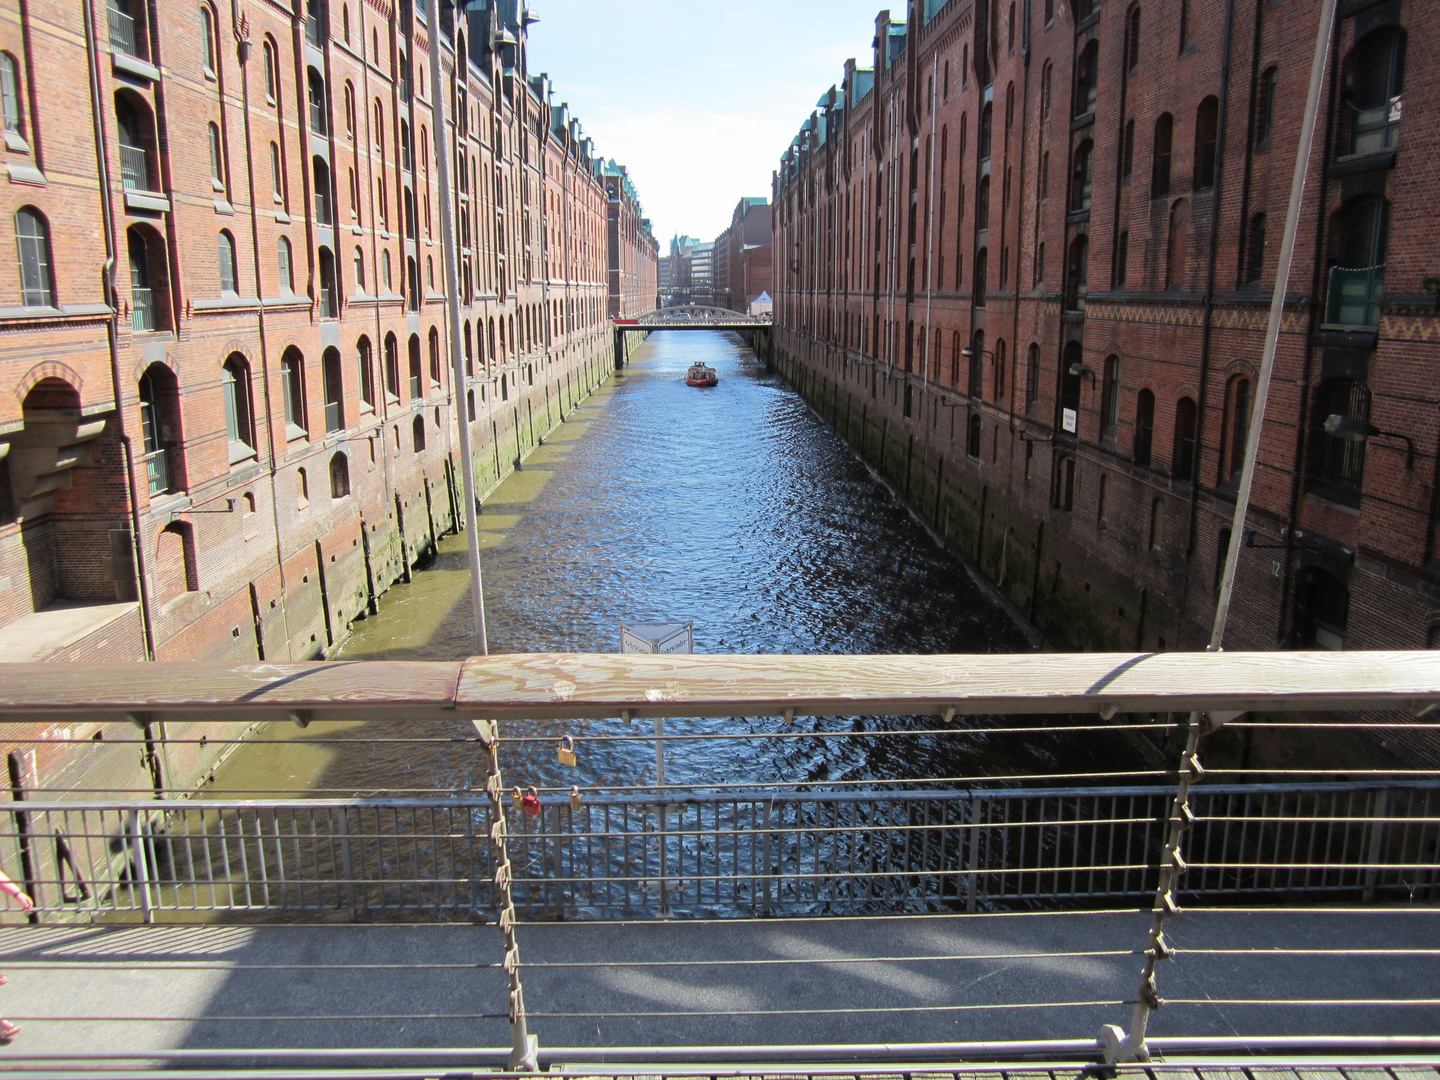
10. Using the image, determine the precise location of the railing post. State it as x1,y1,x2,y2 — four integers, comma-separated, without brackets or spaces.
1101,714,1205,1064
1363,787,1388,901
474,720,539,1072
129,808,154,925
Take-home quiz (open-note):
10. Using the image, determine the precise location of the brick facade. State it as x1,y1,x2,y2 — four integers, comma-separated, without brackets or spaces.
773,0,1439,765
0,0,655,797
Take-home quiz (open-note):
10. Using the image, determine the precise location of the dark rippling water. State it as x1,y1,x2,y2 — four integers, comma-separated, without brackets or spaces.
215,331,1140,797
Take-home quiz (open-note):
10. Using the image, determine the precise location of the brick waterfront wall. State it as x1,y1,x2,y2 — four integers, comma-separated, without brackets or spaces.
772,0,1440,768
0,0,656,798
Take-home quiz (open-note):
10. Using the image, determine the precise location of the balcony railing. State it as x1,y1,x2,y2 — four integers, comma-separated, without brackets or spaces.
107,4,138,56
1327,264,1385,328
130,285,154,331
140,446,169,495
324,399,343,431
119,142,149,190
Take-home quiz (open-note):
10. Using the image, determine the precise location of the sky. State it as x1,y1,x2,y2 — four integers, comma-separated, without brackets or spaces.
524,0,895,247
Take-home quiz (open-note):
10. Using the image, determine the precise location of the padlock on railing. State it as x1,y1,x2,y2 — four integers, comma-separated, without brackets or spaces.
558,736,577,767
521,786,542,816
569,785,582,811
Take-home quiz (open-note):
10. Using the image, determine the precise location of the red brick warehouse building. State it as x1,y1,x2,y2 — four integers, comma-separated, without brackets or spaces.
0,0,655,793
773,0,1439,676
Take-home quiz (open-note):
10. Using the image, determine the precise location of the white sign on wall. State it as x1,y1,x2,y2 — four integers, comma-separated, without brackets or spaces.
1062,408,1078,434
620,622,694,655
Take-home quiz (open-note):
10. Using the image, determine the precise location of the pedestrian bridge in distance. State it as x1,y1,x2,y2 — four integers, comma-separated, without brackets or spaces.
613,306,772,366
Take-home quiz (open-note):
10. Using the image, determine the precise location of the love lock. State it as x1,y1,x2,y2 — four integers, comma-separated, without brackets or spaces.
558,735,577,767
569,785,582,811
511,786,523,804
521,786,542,816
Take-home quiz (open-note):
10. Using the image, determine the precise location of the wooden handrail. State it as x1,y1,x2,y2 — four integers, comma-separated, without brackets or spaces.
0,651,1436,722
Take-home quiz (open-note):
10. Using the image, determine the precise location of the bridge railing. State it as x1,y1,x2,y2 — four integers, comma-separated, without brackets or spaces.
0,651,1437,1068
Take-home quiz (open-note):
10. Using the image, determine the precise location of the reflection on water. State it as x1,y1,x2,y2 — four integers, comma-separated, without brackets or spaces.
210,332,1140,798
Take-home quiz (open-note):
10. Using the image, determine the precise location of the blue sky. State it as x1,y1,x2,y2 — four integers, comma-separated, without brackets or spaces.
524,0,894,246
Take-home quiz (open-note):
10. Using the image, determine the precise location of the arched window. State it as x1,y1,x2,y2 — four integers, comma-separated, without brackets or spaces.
199,6,217,73
322,347,344,432
1041,62,1053,119
382,248,393,291
1,53,27,137
977,174,990,229
995,339,1007,401
263,39,278,102
1100,355,1120,436
352,245,366,292
1134,388,1156,465
1172,396,1197,481
1244,213,1266,284
1074,41,1099,118
116,92,155,191
1293,568,1349,650
1070,139,1094,212
1350,30,1405,155
343,82,356,140
217,229,237,294
1115,231,1129,287
1310,379,1370,504
206,122,226,191
978,102,993,160
222,354,256,460
408,333,422,398
974,248,988,306
280,347,307,438
155,522,198,600
14,206,54,306
1065,235,1088,312
317,246,337,318
1126,6,1141,71
277,235,293,294
383,332,399,401
428,326,441,385
1255,66,1277,145
357,335,375,410
307,69,327,134
967,413,982,459
1219,374,1252,483
138,363,183,495
411,413,426,453
329,452,350,498
1193,96,1219,189
1152,113,1173,197
1123,118,1135,177
342,3,351,42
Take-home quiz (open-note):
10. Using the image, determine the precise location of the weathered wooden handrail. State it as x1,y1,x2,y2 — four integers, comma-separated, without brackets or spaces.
0,651,1436,722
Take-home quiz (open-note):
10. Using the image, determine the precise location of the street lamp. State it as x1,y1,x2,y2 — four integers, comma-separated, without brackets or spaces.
1068,361,1096,385
1323,413,1414,469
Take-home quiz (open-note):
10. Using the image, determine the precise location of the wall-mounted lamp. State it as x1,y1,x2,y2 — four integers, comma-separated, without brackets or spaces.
1019,430,1054,443
1324,413,1414,469
1068,361,1097,385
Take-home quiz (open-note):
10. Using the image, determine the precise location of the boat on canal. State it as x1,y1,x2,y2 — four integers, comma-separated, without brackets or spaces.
685,362,718,387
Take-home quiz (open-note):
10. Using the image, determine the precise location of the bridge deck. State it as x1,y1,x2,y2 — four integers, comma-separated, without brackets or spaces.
0,907,1435,1068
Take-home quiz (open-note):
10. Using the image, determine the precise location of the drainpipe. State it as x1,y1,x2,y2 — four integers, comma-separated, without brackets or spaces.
84,0,155,662
923,52,937,398
1177,0,1237,642
1009,0,1031,433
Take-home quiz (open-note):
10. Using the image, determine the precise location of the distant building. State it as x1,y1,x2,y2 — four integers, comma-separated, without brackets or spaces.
665,236,708,306
713,198,774,314
602,162,660,320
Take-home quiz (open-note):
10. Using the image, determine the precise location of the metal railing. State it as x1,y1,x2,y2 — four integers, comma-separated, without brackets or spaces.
130,284,154,331
1326,264,1385,327
5,781,1435,922
139,446,169,495
106,4,138,56
118,142,148,191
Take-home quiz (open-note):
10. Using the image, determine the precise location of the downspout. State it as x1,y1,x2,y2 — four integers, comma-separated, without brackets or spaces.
237,0,292,657
1176,0,1237,642
84,0,155,662
1009,0,1031,432
923,51,937,397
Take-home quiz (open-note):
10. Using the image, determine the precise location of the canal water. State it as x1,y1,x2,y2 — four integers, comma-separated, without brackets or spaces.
209,331,1141,798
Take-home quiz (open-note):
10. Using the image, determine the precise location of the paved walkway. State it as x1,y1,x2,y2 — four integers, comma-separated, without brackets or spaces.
0,908,1434,1066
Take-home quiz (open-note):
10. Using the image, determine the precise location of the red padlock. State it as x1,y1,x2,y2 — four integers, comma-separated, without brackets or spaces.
521,786,542,816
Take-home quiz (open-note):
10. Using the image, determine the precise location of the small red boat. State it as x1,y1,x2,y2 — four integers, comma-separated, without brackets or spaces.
685,363,718,387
